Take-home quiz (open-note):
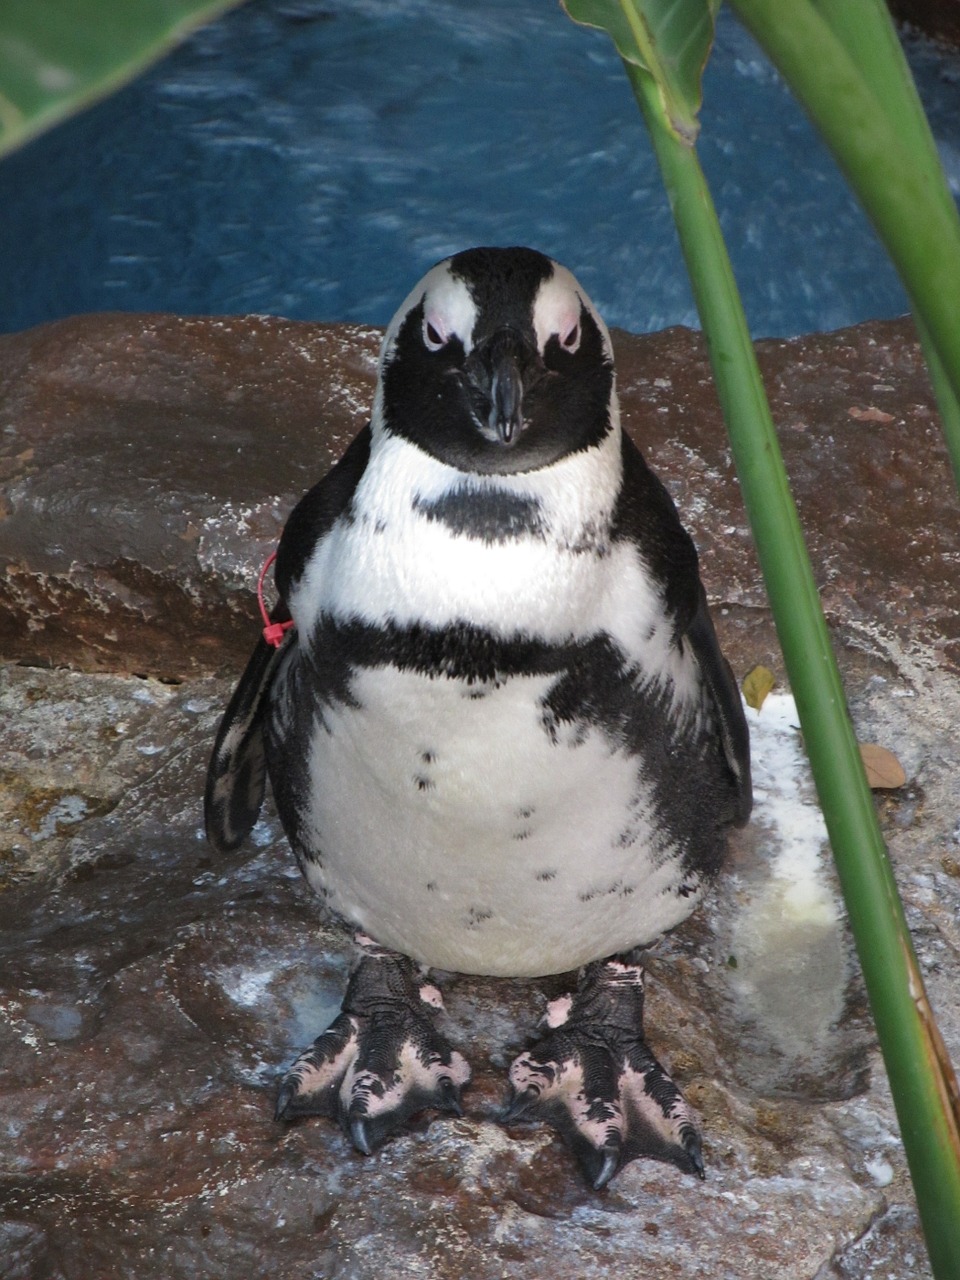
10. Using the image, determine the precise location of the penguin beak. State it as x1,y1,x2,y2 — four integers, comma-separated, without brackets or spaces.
489,352,523,445
465,328,541,447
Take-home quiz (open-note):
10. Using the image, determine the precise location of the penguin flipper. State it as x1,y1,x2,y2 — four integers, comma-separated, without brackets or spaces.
204,630,293,853
685,584,753,825
204,425,369,855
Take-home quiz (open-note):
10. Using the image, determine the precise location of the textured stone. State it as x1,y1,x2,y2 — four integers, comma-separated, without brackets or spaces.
0,313,381,677
1,312,958,1278
2,313,957,679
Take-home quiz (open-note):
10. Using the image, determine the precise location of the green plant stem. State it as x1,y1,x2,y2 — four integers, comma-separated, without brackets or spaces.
729,0,960,490
917,317,960,486
828,0,960,488
622,60,960,1277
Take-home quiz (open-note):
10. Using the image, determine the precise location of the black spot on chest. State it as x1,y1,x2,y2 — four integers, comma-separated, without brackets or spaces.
413,486,544,543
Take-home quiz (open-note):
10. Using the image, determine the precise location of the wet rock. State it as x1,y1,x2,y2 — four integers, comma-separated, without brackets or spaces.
2,314,957,678
1,312,958,1278
0,314,381,677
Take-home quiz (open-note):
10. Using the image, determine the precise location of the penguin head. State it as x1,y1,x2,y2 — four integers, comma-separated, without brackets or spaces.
374,247,617,475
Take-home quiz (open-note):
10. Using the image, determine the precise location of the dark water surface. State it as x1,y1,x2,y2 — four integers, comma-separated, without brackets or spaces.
2,0,960,337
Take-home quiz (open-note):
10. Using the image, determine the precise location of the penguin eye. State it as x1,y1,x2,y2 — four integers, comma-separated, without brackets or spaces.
559,321,581,353
422,317,448,351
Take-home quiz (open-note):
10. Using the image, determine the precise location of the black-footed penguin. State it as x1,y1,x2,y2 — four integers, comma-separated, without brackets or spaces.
205,246,751,1189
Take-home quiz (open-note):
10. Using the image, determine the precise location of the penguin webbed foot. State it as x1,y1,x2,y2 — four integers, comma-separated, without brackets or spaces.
503,957,703,1189
275,939,470,1155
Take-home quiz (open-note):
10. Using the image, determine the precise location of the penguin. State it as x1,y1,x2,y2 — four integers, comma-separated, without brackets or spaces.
205,246,751,1190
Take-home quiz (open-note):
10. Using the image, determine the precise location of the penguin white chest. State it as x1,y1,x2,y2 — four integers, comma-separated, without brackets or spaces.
299,663,697,977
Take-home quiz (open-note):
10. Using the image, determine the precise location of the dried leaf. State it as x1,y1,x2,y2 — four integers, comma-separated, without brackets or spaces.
742,664,776,711
847,405,895,423
859,742,907,789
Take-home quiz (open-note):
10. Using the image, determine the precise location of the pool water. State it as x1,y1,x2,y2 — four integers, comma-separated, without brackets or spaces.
2,0,959,337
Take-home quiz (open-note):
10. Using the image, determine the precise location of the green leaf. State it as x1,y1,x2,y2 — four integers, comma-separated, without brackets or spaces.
562,0,720,143
0,0,244,159
728,0,960,490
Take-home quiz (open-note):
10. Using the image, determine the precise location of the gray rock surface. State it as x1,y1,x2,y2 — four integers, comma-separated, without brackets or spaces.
1,313,958,1278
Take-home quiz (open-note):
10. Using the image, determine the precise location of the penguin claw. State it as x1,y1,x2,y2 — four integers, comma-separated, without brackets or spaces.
592,1145,621,1192
274,948,470,1155
684,1125,706,1180
349,1116,373,1157
274,1080,297,1124
503,956,704,1187
501,1084,541,1124
436,1075,464,1117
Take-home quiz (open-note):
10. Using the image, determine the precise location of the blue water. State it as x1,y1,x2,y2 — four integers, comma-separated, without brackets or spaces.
2,0,960,337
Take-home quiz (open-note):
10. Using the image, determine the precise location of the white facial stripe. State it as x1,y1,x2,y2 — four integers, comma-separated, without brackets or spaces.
532,264,613,360
379,254,612,373
377,261,479,376
422,269,478,352
532,267,580,353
